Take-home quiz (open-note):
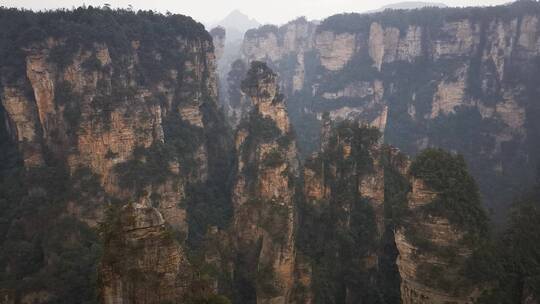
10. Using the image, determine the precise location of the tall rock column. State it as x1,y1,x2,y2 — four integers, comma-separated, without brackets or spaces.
231,61,298,304
299,120,384,303
394,149,488,304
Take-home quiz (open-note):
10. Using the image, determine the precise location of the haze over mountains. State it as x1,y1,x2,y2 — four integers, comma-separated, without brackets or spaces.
209,10,260,41
210,2,449,36
208,1,507,42
367,1,449,12
0,1,539,304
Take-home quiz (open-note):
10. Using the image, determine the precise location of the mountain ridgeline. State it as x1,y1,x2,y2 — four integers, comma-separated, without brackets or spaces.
0,4,539,304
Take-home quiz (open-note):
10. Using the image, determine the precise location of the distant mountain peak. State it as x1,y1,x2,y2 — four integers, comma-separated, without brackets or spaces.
213,10,260,33
227,9,249,18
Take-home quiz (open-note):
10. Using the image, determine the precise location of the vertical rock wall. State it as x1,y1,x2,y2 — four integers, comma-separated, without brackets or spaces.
230,62,298,304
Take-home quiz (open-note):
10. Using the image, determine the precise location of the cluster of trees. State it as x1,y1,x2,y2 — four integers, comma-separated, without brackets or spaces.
476,188,540,303
0,163,104,303
410,148,489,236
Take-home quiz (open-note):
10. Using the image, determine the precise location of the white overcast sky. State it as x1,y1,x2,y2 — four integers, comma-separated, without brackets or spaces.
3,0,512,25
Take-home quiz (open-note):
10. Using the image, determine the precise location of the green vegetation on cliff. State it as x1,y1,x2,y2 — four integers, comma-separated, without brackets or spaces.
240,60,278,93
410,148,489,236
476,188,540,303
236,110,289,186
298,122,385,303
0,164,103,303
0,5,233,303
0,6,210,83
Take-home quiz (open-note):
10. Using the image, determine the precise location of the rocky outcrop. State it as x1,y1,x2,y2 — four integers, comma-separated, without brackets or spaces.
99,203,191,304
394,149,488,304
230,62,298,304
394,178,479,304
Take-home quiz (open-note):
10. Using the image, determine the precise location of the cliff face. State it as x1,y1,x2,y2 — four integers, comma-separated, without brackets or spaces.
240,2,540,217
2,24,217,227
229,62,298,304
243,19,317,94
0,8,231,303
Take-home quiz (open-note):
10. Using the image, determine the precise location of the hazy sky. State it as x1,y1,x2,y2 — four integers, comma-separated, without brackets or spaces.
3,0,512,25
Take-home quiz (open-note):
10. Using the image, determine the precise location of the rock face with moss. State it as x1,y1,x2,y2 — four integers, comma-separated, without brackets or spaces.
296,119,412,304
99,203,192,304
0,8,232,303
241,1,540,216
395,149,489,304
229,62,298,304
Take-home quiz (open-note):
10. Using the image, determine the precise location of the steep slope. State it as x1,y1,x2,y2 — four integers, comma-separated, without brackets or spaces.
229,62,298,304
0,7,232,303
477,190,540,304
238,1,540,218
